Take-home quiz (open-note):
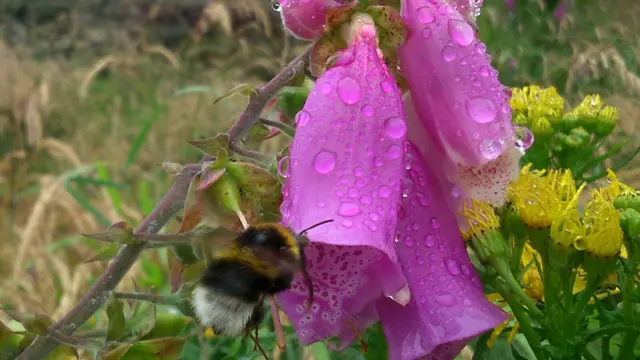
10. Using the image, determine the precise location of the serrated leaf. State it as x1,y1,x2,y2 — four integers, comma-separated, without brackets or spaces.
85,245,120,263
245,122,271,143
119,337,186,360
106,296,126,341
186,133,231,159
127,301,156,340
225,162,279,200
213,83,257,105
83,221,136,245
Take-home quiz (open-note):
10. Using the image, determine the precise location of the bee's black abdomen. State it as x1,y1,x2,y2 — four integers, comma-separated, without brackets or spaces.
200,259,273,303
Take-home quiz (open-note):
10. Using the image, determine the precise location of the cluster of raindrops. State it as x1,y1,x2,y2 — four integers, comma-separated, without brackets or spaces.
392,145,503,337
409,0,514,161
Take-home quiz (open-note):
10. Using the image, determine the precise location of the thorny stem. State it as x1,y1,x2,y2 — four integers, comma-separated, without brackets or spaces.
17,45,313,359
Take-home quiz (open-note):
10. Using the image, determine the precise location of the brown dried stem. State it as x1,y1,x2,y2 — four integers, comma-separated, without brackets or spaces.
17,45,312,359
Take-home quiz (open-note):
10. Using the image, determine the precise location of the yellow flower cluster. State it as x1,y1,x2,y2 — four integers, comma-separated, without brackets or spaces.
508,165,628,258
510,85,565,121
507,164,585,249
565,94,618,135
460,199,500,242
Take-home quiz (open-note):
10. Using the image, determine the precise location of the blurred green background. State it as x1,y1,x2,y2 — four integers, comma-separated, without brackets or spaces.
0,0,638,359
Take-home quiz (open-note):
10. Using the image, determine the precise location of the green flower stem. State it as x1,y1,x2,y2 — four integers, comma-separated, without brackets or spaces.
494,260,544,319
492,280,546,360
571,276,600,319
617,263,639,360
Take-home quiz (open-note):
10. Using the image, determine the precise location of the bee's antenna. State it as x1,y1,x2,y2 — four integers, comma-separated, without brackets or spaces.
299,219,334,236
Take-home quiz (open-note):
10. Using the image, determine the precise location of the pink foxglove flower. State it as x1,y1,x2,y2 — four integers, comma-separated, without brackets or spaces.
277,15,409,346
279,0,358,40
398,0,514,167
376,143,508,360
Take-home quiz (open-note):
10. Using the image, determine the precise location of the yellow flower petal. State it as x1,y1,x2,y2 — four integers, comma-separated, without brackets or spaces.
576,190,623,258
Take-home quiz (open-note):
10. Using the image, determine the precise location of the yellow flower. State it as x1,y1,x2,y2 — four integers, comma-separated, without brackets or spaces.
508,164,586,248
521,242,544,301
510,85,564,121
575,190,624,258
567,94,618,135
599,169,636,202
460,199,500,242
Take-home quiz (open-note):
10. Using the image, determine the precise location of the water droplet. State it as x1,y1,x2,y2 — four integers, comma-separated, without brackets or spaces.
338,203,361,217
271,0,281,11
445,259,461,275
425,234,436,247
296,111,311,126
378,185,392,198
364,219,377,231
448,19,474,46
479,138,503,159
435,293,457,306
361,104,375,117
387,144,402,159
404,236,415,247
384,117,407,139
466,97,497,123
317,201,327,208
380,80,394,93
321,83,332,94
313,150,337,174
341,220,353,228
374,157,384,167
431,217,441,230
475,43,486,54
360,195,372,205
277,156,290,178
421,28,432,39
514,124,535,151
478,65,491,77
387,284,411,306
442,46,456,62
417,6,436,24
280,201,291,218
402,178,413,198
347,187,359,198
337,77,362,105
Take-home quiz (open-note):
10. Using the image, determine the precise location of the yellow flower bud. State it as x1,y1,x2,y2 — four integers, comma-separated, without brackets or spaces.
575,191,624,258
509,85,564,122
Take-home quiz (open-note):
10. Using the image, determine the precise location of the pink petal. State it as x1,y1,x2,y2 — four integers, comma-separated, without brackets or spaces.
378,143,508,360
404,93,520,208
398,0,514,166
279,0,358,40
278,19,408,345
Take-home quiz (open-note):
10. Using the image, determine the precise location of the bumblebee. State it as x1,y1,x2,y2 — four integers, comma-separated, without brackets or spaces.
191,220,332,337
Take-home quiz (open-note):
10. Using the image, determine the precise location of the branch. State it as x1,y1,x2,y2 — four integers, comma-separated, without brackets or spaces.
17,45,312,359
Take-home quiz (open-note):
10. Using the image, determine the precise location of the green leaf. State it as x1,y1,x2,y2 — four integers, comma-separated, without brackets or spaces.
101,343,133,360
212,83,257,105
0,308,52,336
95,164,124,218
127,301,156,340
225,162,280,201
187,134,231,160
46,344,79,360
126,105,165,167
106,296,126,341
123,337,186,360
83,221,136,245
277,86,310,120
0,321,22,360
85,245,120,263
140,314,192,340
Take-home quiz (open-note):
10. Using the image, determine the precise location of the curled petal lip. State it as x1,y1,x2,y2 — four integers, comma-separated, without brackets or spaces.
378,143,508,360
277,21,408,345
